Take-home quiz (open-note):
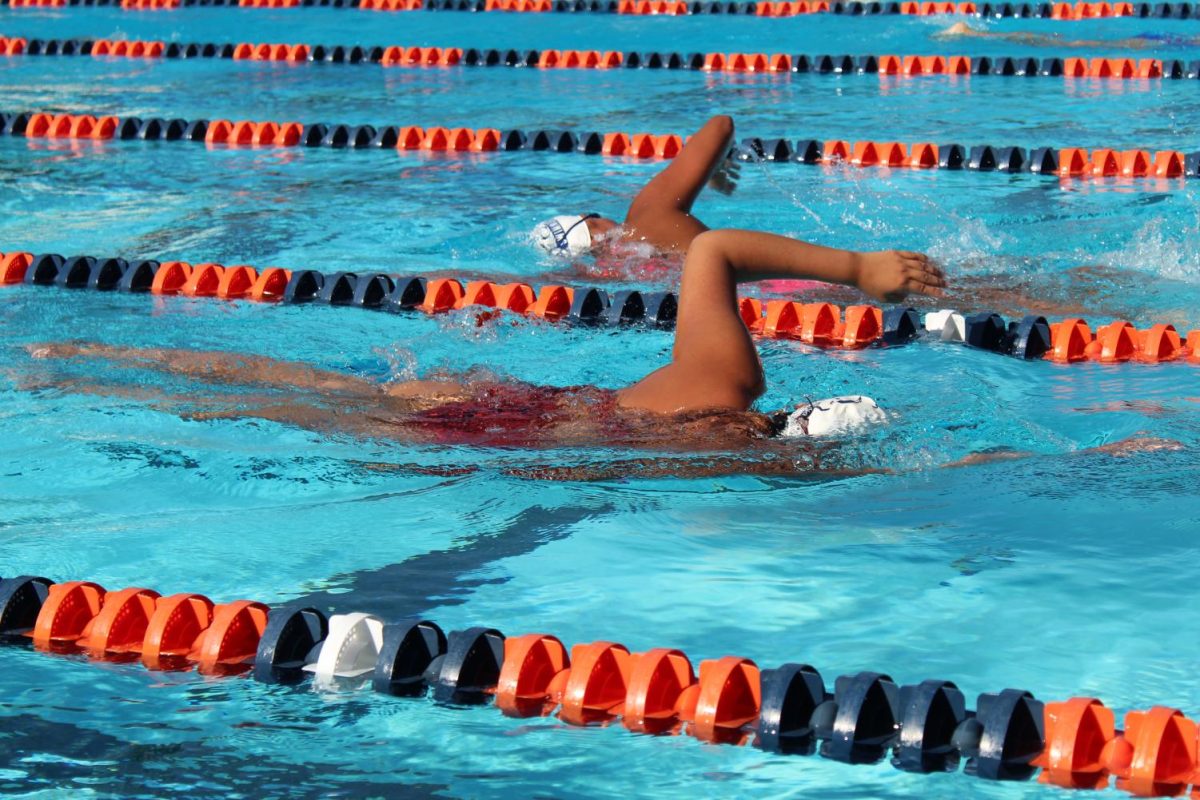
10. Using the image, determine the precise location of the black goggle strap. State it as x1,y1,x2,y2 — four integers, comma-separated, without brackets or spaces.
559,214,601,249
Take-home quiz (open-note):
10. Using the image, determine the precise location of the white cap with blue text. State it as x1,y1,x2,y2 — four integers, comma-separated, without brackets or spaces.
532,215,593,257
782,395,886,437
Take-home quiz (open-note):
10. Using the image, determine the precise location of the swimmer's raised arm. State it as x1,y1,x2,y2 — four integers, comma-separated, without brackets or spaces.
617,229,944,414
623,114,736,251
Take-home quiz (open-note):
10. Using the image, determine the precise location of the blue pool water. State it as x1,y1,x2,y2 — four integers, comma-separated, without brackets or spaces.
2,6,1200,798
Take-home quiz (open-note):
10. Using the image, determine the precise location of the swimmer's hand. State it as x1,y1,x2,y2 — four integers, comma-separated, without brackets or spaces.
854,250,945,303
708,158,741,196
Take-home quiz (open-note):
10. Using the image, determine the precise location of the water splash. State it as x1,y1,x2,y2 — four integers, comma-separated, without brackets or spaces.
1097,216,1200,282
373,345,418,383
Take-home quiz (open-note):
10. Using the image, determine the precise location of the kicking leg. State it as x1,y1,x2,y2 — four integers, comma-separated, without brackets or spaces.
28,342,380,397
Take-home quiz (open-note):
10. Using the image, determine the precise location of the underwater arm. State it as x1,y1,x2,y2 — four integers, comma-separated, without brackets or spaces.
503,437,1181,481
503,455,885,481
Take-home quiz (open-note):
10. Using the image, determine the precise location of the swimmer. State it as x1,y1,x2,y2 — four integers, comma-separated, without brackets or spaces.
28,229,945,458
531,114,742,260
934,20,1198,49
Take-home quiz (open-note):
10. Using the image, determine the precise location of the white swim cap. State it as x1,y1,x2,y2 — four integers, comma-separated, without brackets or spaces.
781,395,887,437
532,214,594,257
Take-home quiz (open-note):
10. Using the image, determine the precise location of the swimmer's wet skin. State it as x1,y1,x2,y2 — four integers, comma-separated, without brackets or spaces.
934,20,1195,49
27,229,944,460
612,230,942,415
533,114,739,259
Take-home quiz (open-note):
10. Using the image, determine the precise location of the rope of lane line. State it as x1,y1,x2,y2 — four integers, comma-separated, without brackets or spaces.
1,110,1196,182
8,0,1200,22
4,35,1200,83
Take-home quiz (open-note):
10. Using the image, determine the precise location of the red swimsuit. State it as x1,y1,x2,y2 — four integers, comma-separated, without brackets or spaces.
401,383,620,447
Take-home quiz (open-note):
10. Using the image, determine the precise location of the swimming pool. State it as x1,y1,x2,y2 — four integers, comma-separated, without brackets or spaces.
2,5,1200,798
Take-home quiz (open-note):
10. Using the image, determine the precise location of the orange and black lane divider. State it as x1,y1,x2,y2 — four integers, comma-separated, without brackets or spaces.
7,0,1200,19
2,574,1199,796
6,247,1200,367
4,34,1200,84
2,107,1199,181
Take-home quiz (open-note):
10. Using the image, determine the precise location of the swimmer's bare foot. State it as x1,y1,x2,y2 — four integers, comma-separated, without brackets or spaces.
1090,436,1184,457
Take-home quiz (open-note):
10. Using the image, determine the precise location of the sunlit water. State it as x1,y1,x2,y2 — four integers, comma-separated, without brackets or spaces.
1,7,1199,799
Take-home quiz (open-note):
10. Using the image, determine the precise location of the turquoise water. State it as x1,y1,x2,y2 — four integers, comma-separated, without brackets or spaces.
2,7,1200,799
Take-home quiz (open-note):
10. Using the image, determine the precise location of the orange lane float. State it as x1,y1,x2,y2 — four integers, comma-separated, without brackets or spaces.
454,281,537,313
19,113,118,141
238,0,303,7
1046,318,1186,364
90,39,166,57
121,0,182,9
744,299,883,348
0,252,34,285
0,37,28,55
22,579,269,674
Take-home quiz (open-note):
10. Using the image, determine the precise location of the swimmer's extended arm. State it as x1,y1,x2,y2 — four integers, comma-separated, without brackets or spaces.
623,114,735,251
618,229,944,414
501,438,1180,481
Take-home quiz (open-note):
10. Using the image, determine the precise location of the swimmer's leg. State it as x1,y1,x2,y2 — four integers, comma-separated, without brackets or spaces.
18,373,323,418
28,342,380,397
31,372,386,438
